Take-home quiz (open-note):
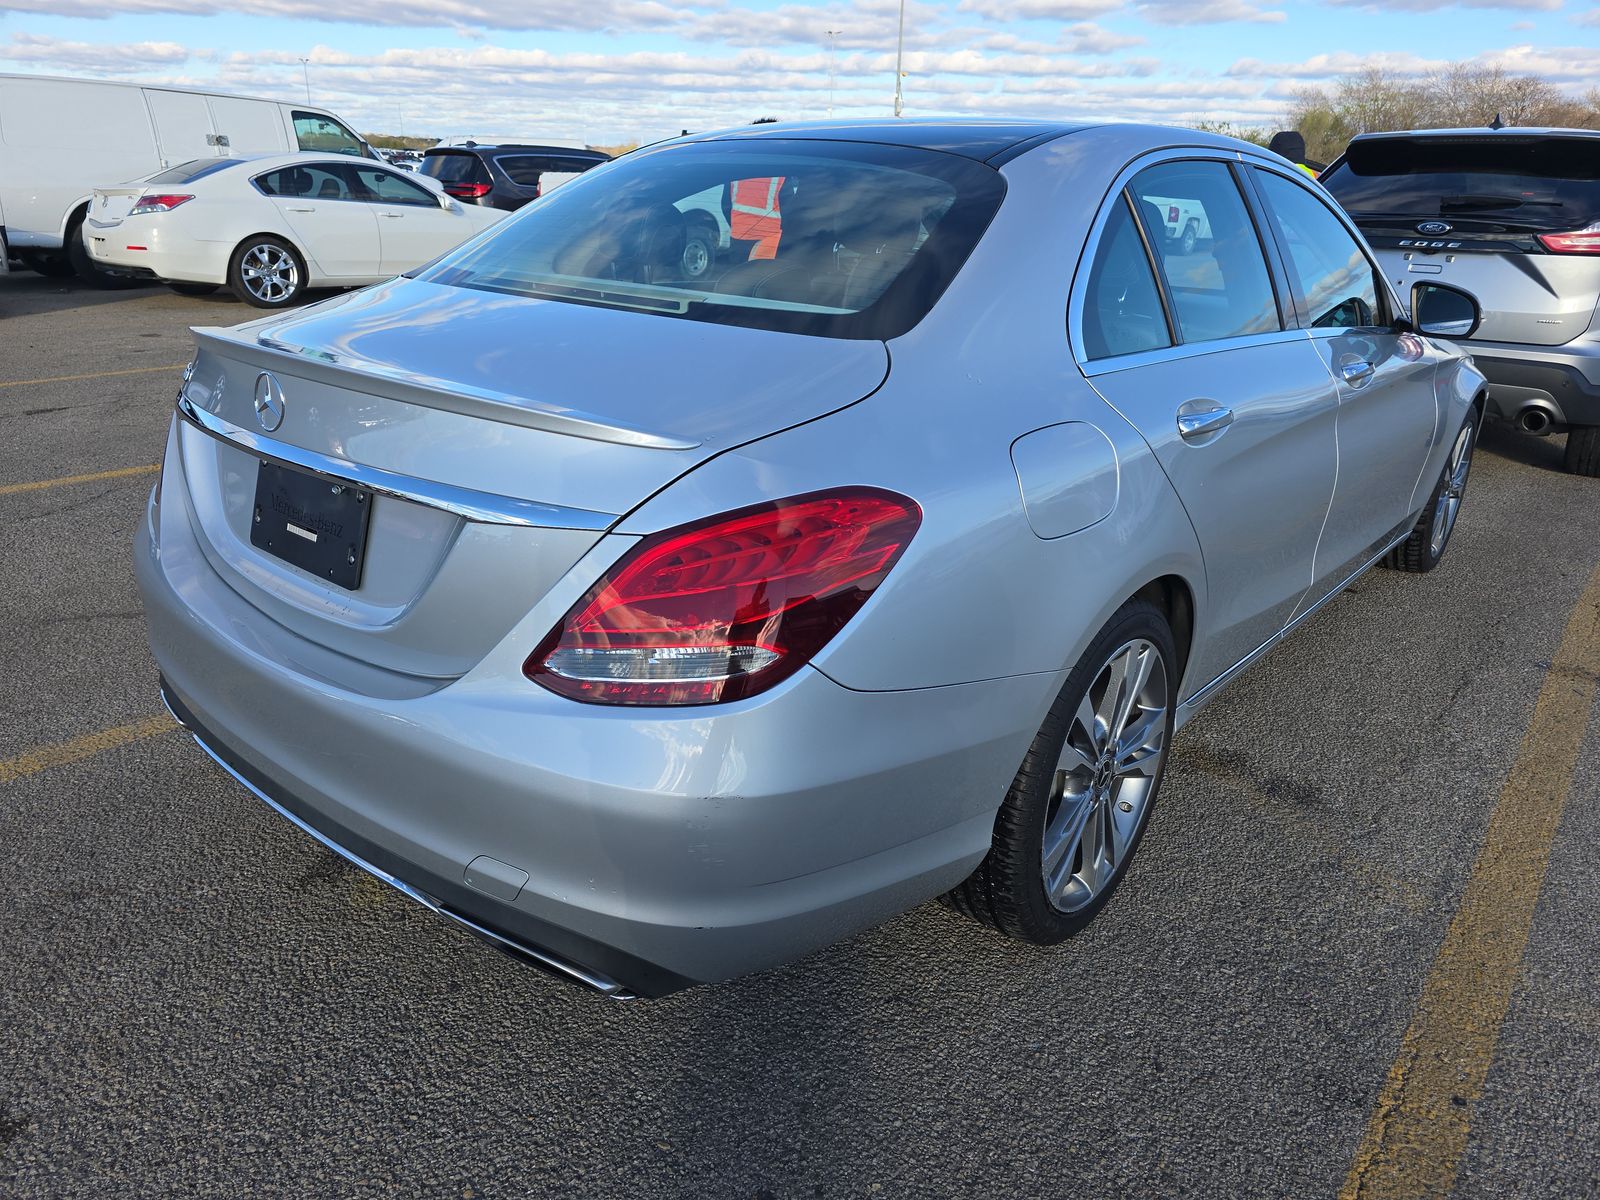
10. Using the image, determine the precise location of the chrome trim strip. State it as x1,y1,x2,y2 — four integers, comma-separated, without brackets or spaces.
1179,524,1414,714
159,687,635,999
176,394,615,531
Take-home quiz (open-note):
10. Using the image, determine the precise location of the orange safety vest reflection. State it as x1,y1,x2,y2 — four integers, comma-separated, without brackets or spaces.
730,176,784,260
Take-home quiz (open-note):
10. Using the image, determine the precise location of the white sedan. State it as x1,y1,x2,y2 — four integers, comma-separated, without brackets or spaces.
83,152,506,307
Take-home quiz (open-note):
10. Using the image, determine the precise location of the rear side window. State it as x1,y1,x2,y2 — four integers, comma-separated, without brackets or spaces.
1082,200,1171,361
421,152,490,185
1254,169,1383,329
147,158,247,186
1322,137,1600,229
292,111,365,157
254,163,353,199
1129,161,1281,344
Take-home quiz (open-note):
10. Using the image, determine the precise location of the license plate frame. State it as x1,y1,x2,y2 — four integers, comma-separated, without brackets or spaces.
249,460,373,591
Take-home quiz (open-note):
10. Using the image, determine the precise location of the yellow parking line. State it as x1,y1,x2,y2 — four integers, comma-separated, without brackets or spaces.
0,713,177,786
1339,561,1600,1200
0,463,159,496
0,363,182,389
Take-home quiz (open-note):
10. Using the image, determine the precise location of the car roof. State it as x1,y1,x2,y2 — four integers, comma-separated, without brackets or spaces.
1349,126,1600,143
425,144,607,156
684,118,1088,163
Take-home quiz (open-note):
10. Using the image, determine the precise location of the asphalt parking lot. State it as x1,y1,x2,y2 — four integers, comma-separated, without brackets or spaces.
2,271,1597,1199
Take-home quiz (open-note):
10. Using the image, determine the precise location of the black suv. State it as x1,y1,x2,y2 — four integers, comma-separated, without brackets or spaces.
420,144,611,212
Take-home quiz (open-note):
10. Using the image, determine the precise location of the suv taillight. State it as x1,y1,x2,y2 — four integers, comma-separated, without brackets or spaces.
443,182,492,199
1537,223,1600,255
525,490,921,706
129,193,194,215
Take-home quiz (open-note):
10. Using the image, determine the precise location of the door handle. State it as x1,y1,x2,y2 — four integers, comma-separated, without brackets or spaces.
1341,360,1375,386
380,212,404,219
286,206,314,212
1176,403,1235,442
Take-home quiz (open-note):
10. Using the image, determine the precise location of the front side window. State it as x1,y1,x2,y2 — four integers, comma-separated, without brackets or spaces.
341,163,437,206
1128,161,1281,345
1082,200,1171,360
293,111,365,157
1254,169,1383,329
417,139,1006,340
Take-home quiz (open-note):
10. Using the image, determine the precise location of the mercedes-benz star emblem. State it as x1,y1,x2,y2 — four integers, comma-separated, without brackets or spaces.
253,372,286,432
1416,220,1453,235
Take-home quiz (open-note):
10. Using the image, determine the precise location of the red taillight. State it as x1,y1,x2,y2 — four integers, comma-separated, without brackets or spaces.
1537,224,1600,255
129,193,194,215
443,182,491,199
525,489,922,706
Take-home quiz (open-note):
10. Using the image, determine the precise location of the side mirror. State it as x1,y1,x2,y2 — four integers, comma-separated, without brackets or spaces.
1412,283,1481,338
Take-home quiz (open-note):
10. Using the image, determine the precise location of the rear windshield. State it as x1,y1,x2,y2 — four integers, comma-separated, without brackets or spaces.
496,154,604,186
1323,136,1600,228
421,152,491,185
416,139,1006,340
147,158,248,185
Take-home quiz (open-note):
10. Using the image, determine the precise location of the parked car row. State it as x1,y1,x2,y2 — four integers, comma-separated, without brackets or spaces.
0,72,611,306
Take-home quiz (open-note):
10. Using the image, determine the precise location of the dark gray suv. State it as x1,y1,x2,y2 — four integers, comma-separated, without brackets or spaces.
420,143,611,212
1322,127,1600,476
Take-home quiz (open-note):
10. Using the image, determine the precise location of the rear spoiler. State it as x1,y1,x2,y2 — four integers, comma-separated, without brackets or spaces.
191,324,699,450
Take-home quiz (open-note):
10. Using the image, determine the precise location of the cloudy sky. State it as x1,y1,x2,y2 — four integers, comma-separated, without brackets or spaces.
1,0,1596,144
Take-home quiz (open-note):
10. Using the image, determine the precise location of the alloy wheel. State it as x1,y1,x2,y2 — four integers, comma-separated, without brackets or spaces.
1430,421,1475,557
1041,638,1169,913
240,244,299,304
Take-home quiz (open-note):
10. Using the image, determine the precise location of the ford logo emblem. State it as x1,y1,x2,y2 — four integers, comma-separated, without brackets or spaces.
253,372,286,433
1416,220,1453,235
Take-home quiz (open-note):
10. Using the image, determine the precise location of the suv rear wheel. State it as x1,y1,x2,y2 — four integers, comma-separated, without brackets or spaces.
1565,426,1600,478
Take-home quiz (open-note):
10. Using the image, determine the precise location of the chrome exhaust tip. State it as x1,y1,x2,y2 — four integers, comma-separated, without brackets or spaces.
1517,405,1555,436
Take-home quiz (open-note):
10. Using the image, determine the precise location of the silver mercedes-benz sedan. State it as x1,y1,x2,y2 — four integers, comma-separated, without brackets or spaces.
137,120,1487,997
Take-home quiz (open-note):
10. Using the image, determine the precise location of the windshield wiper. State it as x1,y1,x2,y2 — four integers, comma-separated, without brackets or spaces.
1440,194,1564,212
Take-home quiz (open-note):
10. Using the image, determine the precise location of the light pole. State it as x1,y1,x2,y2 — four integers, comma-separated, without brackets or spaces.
299,57,310,103
892,0,905,118
826,30,841,119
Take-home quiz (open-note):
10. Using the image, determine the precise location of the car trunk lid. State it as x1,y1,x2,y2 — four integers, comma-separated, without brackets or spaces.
174,276,890,680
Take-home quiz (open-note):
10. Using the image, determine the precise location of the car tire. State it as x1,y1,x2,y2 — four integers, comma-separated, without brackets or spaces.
680,219,718,280
1384,410,1478,573
1564,426,1600,478
228,236,307,308
66,214,132,289
168,282,220,297
1180,221,1198,255
942,597,1176,943
20,250,76,279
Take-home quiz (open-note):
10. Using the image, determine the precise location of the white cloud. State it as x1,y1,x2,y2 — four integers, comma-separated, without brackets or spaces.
0,31,190,69
1136,0,1285,23
1322,0,1559,10
0,0,684,32
1227,50,1447,78
956,0,1125,21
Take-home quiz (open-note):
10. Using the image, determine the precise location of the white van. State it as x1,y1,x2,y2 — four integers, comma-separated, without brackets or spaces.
0,72,374,281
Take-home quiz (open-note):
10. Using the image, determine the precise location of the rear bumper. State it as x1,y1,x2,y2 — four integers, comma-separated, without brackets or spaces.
1466,341,1600,428
82,218,228,285
134,478,1041,995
